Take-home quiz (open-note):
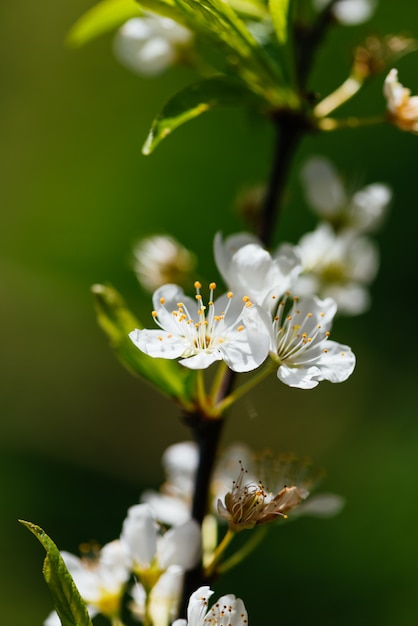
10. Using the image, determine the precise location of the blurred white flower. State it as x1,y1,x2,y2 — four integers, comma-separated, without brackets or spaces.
44,540,130,625
130,565,184,626
384,68,418,133
172,586,248,626
295,222,379,315
133,235,196,292
129,282,270,371
256,292,356,388
313,0,377,25
301,156,391,232
114,14,193,76
214,232,302,314
120,503,201,574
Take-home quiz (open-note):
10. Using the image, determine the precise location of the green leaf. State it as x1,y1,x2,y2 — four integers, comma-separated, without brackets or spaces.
67,0,142,48
138,0,299,107
92,284,195,406
143,76,259,154
19,521,93,626
269,0,290,45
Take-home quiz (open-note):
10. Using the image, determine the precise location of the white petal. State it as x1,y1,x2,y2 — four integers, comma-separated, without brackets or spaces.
277,364,322,389
214,231,260,283
333,0,376,24
187,587,215,626
163,441,199,477
120,504,157,568
301,157,346,216
141,490,191,526
179,351,221,369
149,566,184,626
350,183,391,232
130,328,186,359
313,340,356,383
157,519,201,570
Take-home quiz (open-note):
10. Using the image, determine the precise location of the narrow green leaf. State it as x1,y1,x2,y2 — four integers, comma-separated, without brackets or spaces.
143,76,258,154
67,0,142,48
269,0,290,45
92,284,195,406
19,521,93,626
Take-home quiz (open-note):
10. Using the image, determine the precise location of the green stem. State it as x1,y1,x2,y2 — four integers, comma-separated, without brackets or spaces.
218,526,269,575
317,114,386,131
313,75,363,118
204,528,236,578
215,361,276,414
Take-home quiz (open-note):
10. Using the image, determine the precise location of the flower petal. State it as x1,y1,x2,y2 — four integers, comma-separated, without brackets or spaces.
129,328,186,359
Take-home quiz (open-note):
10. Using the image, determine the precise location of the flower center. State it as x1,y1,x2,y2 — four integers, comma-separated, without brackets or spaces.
272,293,330,363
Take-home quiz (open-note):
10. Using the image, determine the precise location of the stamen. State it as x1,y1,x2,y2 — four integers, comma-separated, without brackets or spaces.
159,297,165,304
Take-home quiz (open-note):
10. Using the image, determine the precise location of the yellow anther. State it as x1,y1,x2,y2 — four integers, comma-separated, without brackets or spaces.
245,301,252,308
325,331,331,337
177,302,184,308
152,310,158,317
227,291,233,298
159,297,166,305
320,312,325,317
272,295,276,299
323,349,328,353
237,325,244,332
341,352,345,356
287,315,292,321
208,301,214,306
294,296,299,302
167,334,172,338
317,324,321,329
194,281,202,289
195,294,202,300
158,335,163,341
307,312,313,318
308,337,312,342
295,310,300,315
172,311,178,317
209,282,216,290
274,315,279,321
242,296,249,302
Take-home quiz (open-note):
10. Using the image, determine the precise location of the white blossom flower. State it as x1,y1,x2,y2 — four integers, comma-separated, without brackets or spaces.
129,282,270,372
256,292,355,388
301,156,391,232
114,14,193,77
214,232,302,313
172,586,248,626
120,503,201,574
130,565,184,626
133,235,196,292
384,68,418,133
294,222,379,315
43,540,130,625
313,0,377,25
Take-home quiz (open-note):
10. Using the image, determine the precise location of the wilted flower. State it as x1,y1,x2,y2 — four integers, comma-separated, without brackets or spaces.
129,282,270,371
313,0,377,25
214,232,302,313
133,235,196,292
301,156,391,232
353,34,418,79
294,223,379,315
172,586,248,626
114,14,193,76
384,68,418,133
217,455,312,530
256,292,356,388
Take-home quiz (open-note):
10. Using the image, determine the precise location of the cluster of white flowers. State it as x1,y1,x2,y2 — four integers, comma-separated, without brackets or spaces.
295,156,391,316
44,504,201,626
130,232,356,390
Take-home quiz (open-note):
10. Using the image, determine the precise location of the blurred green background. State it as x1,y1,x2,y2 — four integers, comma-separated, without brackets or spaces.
2,1,418,624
